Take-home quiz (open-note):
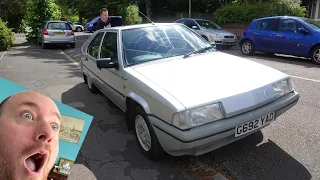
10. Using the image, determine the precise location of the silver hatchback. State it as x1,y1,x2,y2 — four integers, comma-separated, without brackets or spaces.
175,18,237,49
38,21,76,49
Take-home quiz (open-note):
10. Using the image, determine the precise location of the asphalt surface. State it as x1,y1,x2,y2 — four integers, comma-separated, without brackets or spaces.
1,32,319,180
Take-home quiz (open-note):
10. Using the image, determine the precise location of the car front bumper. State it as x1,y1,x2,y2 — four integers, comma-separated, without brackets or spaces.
213,39,238,46
149,91,299,156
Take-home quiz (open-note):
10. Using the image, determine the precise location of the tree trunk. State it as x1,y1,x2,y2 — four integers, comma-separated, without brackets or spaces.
145,0,152,18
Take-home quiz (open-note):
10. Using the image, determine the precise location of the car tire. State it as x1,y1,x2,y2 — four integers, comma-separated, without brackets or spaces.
84,74,99,93
240,40,255,55
42,42,48,49
76,27,82,32
310,46,320,65
134,106,164,160
70,43,75,48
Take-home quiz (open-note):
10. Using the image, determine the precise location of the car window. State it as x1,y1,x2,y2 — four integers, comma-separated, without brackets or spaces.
100,32,118,63
256,19,277,31
196,20,222,30
122,24,213,66
279,19,305,33
301,18,320,30
184,20,199,29
47,22,71,30
88,32,104,59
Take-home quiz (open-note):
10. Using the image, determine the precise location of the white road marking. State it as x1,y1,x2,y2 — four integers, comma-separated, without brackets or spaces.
289,75,320,83
0,51,7,61
59,49,80,68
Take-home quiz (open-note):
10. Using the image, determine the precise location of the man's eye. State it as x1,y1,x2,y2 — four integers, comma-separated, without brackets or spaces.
22,112,33,120
51,124,59,131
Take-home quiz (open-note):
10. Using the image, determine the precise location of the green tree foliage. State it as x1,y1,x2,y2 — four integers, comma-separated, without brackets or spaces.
213,0,307,24
26,0,61,42
120,5,142,25
0,18,13,51
0,0,29,32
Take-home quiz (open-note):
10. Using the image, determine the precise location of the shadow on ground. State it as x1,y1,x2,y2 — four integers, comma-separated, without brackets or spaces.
221,48,319,69
60,82,312,180
5,44,82,79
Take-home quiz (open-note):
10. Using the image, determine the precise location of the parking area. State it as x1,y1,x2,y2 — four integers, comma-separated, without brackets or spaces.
1,32,319,180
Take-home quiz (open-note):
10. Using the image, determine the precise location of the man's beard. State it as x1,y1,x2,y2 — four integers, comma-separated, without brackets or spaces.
0,140,52,180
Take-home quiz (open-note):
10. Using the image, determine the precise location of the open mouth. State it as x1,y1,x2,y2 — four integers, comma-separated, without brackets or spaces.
24,152,47,174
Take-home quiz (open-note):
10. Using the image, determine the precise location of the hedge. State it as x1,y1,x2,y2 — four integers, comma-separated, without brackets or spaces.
0,19,13,51
213,1,307,25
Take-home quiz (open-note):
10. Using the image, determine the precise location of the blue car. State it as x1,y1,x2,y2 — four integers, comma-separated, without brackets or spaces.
239,16,320,65
85,16,123,32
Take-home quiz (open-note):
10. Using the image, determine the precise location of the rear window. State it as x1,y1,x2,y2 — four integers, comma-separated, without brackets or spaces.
47,22,71,30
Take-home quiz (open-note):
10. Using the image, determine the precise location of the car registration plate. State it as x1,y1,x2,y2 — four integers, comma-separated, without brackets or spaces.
55,32,65,35
235,112,275,137
225,39,235,42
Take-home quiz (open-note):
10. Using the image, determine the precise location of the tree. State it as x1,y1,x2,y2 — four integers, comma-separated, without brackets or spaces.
25,0,60,42
0,0,29,32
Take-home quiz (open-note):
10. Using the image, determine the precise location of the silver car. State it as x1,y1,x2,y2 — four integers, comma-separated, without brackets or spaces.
175,18,237,49
38,21,76,49
80,23,299,160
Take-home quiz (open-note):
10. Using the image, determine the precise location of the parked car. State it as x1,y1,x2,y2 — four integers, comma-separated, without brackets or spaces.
70,22,84,32
174,18,237,49
240,16,320,65
80,23,299,159
85,16,123,32
38,21,75,49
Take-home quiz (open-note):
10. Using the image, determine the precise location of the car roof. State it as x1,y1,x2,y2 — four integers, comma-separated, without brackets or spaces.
175,18,210,21
253,16,303,21
46,20,69,23
97,23,181,31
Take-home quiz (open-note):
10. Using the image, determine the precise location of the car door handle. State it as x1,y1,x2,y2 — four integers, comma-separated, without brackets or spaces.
275,34,283,37
254,32,259,35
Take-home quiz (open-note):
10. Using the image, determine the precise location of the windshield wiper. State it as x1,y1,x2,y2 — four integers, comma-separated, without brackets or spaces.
183,46,214,58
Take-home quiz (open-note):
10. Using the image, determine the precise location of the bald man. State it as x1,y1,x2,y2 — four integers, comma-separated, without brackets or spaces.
0,90,61,180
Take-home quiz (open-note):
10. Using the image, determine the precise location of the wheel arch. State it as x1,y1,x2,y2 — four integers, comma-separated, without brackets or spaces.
126,92,151,114
309,43,320,57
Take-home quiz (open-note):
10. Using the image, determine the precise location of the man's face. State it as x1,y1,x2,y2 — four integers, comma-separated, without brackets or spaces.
101,11,109,22
0,91,61,180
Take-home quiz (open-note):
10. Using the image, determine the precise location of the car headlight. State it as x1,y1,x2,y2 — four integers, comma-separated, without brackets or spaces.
172,102,224,130
212,34,223,39
89,24,93,27
272,78,294,98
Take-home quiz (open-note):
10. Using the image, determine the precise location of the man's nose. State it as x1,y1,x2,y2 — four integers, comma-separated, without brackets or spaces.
34,122,55,143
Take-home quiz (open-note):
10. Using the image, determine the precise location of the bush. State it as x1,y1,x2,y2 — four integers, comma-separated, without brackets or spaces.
120,5,142,25
213,1,307,25
0,19,13,51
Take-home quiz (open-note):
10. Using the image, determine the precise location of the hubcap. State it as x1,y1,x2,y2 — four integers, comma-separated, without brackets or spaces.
242,42,251,54
135,115,151,151
313,49,320,63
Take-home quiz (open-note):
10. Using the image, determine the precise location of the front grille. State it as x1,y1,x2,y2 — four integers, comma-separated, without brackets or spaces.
224,36,235,38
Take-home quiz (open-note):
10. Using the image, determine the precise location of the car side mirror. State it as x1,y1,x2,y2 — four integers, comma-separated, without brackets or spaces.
298,28,309,35
96,58,118,69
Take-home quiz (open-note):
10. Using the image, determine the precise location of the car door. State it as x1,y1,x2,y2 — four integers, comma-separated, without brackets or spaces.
83,32,105,89
98,30,127,110
274,18,313,56
251,18,278,52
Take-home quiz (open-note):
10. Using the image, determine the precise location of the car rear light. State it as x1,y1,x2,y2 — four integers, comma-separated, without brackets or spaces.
71,30,74,36
43,28,49,35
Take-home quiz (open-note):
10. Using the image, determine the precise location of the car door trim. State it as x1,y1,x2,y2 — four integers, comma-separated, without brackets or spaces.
83,63,126,98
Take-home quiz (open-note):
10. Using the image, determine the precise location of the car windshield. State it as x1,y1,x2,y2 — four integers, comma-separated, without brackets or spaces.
47,22,71,30
93,17,100,22
122,24,214,66
196,20,222,30
301,18,320,30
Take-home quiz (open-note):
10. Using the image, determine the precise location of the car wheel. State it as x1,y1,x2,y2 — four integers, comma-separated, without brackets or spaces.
42,42,47,49
76,27,82,32
240,40,255,55
134,106,164,160
70,43,75,48
310,46,320,65
85,74,99,93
